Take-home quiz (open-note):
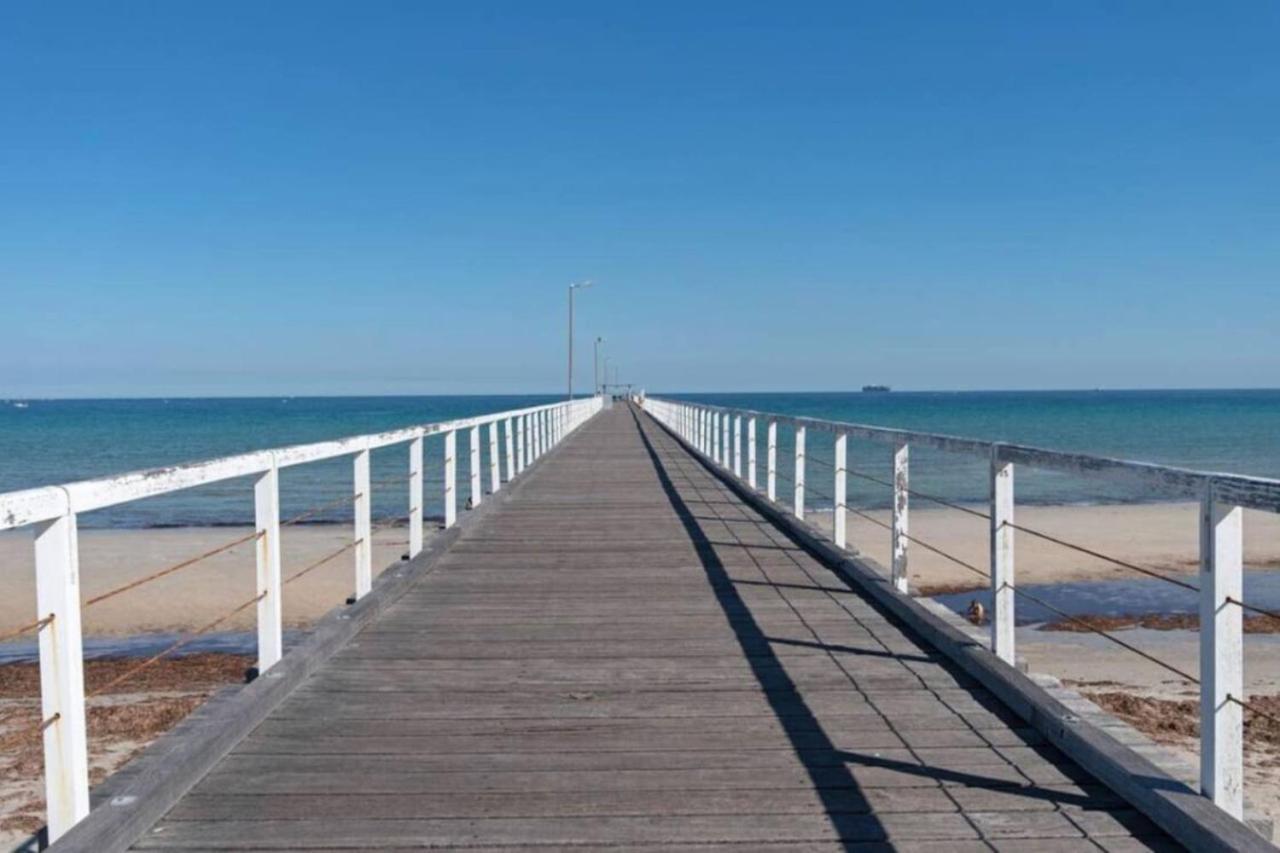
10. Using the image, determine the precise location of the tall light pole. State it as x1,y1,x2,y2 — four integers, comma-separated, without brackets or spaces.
603,356,611,395
593,337,604,396
568,281,594,399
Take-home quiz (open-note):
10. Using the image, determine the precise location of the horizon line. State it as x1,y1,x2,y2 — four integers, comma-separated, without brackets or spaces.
4,386,1280,402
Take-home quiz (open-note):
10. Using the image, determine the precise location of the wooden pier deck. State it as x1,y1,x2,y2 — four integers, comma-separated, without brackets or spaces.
133,405,1177,851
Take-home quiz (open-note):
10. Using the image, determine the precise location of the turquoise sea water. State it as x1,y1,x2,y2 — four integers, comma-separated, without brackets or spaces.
1,390,1277,527
0,395,560,528
667,389,1280,510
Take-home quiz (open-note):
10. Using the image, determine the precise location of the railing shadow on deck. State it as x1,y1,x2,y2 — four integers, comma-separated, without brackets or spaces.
627,405,1108,844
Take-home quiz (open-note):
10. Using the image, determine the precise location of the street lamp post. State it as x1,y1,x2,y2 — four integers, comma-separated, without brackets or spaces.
567,281,594,400
593,337,604,396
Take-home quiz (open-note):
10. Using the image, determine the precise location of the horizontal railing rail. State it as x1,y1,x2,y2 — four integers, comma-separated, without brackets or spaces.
641,395,1278,829
0,394,604,843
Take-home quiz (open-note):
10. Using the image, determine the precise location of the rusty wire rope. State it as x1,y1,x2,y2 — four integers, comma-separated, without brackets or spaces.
800,452,1280,620
282,540,357,586
83,529,265,610
280,491,362,528
86,590,267,698
793,481,1204,685
0,613,54,645
0,711,59,753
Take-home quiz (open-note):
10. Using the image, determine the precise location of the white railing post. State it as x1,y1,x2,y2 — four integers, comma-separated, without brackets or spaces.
469,427,482,507
712,413,720,464
747,418,757,489
891,441,910,594
834,434,847,550
524,414,532,467
516,417,526,474
489,422,500,494
733,416,742,477
793,426,806,519
989,448,1015,663
722,415,730,469
33,508,90,842
767,421,777,501
409,433,424,557
444,431,457,528
254,458,283,671
698,410,706,454
1200,483,1244,818
506,417,516,478
353,448,372,599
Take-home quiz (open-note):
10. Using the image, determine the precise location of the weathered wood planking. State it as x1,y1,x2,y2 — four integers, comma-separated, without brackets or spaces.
130,405,1180,851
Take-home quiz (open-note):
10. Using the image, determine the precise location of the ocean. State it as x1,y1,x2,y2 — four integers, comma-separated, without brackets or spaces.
2,390,1278,528
666,389,1280,509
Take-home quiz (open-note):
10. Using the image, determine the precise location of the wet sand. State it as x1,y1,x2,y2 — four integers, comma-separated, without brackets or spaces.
0,654,252,843
1016,627,1280,833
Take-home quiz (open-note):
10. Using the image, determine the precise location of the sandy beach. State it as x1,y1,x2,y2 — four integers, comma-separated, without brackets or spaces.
0,524,430,638
806,501,1280,594
0,654,253,842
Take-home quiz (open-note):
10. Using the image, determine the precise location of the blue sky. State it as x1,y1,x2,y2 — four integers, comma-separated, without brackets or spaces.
1,2,1277,396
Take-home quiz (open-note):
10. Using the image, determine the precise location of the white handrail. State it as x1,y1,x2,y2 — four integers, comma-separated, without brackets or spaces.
0,394,605,842
0,399,583,531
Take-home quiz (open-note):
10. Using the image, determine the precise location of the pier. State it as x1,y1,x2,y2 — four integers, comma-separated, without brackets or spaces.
3,400,1277,850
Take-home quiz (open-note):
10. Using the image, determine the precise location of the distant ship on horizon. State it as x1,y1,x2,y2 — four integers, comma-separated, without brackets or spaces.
861,385,891,393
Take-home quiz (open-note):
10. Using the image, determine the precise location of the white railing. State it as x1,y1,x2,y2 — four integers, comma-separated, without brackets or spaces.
642,396,1280,824
0,395,603,842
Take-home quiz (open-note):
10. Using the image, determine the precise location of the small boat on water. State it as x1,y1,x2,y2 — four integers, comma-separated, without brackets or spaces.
12,401,29,409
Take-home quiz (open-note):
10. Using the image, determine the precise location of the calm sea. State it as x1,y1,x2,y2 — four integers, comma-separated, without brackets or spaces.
667,389,1280,510
1,390,1278,528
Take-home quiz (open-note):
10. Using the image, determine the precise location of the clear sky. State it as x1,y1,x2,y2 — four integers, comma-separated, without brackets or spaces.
1,2,1277,397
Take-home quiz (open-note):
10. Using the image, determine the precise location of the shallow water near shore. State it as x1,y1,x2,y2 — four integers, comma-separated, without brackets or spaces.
930,568,1280,625
0,629,302,665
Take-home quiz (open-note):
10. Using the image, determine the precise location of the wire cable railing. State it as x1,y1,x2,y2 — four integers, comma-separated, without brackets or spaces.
644,395,1280,824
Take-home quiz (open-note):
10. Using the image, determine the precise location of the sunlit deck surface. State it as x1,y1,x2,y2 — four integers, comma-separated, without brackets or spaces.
137,405,1177,851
